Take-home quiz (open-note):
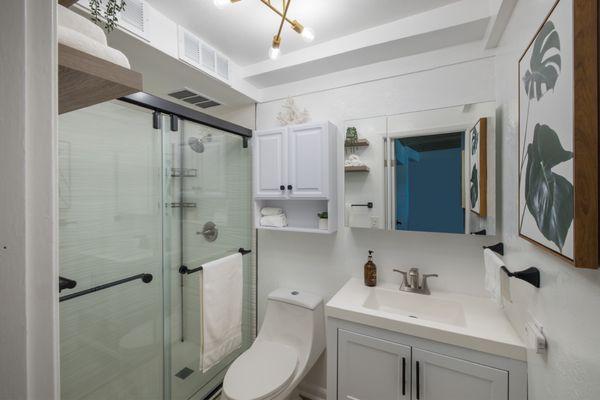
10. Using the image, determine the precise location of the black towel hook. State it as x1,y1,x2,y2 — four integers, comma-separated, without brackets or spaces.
483,242,504,256
500,266,540,288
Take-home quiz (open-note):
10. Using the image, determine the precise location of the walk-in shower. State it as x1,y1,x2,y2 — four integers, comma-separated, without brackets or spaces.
58,93,254,400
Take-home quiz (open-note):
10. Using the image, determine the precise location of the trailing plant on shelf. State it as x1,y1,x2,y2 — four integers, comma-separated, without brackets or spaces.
89,0,126,33
318,212,328,219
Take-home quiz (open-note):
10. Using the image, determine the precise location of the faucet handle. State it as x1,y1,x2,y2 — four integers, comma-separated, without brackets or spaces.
420,273,439,294
393,269,409,288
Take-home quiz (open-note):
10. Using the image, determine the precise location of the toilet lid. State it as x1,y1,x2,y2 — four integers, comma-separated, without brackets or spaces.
224,341,298,400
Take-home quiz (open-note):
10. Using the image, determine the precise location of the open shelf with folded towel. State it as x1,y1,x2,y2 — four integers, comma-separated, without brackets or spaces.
58,3,143,114
255,199,336,234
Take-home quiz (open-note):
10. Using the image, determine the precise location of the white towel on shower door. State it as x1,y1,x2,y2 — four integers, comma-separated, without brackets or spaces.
201,253,243,372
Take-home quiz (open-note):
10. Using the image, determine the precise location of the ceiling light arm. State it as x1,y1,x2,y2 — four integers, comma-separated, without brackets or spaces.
274,0,292,42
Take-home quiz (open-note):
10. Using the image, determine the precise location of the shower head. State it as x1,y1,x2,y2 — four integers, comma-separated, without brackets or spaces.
188,137,205,153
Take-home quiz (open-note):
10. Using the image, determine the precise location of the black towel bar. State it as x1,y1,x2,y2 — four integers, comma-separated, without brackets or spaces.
500,265,540,288
483,242,504,256
179,248,252,275
59,273,153,302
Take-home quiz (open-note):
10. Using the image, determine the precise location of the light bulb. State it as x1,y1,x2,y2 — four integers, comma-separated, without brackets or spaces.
213,0,231,9
269,45,281,60
301,27,315,43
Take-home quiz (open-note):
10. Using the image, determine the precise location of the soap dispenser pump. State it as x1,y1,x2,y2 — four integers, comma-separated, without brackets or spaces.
364,250,377,287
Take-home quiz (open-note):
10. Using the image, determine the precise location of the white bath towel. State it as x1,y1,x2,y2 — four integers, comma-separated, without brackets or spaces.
58,25,131,69
58,4,108,46
483,248,503,306
201,253,243,372
260,207,284,216
260,214,288,228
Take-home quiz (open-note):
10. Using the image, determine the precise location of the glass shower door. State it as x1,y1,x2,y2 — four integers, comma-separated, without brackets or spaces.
168,119,253,400
59,101,164,400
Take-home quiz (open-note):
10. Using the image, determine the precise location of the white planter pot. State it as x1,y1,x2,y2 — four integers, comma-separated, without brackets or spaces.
319,218,328,230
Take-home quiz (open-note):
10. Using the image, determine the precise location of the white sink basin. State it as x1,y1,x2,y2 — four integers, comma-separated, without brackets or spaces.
363,286,467,327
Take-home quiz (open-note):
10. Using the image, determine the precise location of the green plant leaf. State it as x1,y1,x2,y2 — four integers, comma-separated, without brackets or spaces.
470,164,478,208
523,21,561,100
524,124,573,251
471,126,479,155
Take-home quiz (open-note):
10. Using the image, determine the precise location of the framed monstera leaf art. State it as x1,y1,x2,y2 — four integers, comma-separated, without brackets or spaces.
518,0,599,268
469,118,487,217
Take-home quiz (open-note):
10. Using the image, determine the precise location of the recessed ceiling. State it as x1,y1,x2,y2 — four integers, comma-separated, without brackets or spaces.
145,0,461,65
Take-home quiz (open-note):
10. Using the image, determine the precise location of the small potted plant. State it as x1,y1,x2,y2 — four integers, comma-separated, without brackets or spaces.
318,212,328,230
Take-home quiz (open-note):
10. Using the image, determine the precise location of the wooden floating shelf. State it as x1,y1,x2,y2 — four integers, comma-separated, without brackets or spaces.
345,165,370,172
345,139,370,147
59,43,143,114
58,0,79,7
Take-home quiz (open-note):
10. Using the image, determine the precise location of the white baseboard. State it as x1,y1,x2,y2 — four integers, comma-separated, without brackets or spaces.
297,382,327,400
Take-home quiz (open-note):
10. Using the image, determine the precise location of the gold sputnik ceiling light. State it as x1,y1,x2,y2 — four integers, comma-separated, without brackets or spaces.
213,0,315,60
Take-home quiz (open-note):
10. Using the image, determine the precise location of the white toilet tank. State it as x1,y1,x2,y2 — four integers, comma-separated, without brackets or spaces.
258,289,325,374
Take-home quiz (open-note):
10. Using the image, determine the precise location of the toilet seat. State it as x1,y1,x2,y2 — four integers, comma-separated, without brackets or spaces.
223,341,298,400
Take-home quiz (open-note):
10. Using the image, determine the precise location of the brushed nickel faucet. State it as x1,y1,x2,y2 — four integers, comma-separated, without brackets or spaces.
393,267,438,295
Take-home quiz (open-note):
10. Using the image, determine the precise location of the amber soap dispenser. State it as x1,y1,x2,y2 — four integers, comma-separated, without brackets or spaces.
364,250,377,287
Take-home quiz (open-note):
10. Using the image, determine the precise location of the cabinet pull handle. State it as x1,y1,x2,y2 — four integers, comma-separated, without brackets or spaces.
287,184,293,190
402,357,406,396
416,361,420,399
280,185,285,190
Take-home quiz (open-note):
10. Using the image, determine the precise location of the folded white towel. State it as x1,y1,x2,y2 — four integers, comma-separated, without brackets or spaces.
201,253,243,372
58,25,131,69
58,4,107,46
261,207,284,216
260,214,288,228
483,248,503,306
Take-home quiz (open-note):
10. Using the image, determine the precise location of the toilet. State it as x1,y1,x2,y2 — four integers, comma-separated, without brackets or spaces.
222,288,325,400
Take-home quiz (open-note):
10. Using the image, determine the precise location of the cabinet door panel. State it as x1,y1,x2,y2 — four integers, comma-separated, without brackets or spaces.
253,128,286,198
412,348,508,400
288,123,329,198
338,329,411,400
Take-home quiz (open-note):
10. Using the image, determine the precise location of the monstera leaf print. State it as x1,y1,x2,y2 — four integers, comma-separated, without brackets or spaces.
470,164,478,208
522,20,561,101
525,124,573,251
471,126,479,155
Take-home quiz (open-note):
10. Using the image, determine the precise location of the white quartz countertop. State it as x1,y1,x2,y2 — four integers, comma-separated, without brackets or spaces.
326,278,526,361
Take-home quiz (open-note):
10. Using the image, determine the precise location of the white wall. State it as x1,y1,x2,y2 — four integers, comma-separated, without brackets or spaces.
255,55,499,393
0,0,58,399
494,1,600,399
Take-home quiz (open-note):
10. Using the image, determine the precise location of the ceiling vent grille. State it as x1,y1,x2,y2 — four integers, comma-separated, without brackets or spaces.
167,88,221,110
178,27,230,84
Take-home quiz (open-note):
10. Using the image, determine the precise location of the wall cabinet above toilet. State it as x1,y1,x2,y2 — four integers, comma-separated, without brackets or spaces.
253,122,336,200
253,122,338,234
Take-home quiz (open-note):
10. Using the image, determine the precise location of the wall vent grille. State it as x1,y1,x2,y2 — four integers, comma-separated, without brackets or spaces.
167,88,221,109
178,27,230,84
120,0,145,33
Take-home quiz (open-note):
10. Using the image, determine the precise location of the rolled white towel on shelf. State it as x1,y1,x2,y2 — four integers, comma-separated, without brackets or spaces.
58,4,108,46
260,207,284,216
58,25,131,69
260,214,288,228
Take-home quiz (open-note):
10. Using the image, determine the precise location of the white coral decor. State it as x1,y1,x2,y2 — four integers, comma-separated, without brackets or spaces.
276,97,310,126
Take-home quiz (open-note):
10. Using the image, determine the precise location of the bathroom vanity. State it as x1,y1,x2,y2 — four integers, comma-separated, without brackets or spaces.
326,279,527,400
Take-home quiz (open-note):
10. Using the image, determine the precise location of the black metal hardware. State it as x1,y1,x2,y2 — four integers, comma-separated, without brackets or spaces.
170,114,178,131
287,184,293,190
500,266,540,288
121,92,252,138
351,202,374,209
59,273,153,302
402,357,406,396
471,229,487,235
59,276,77,293
152,111,161,130
416,361,420,399
280,185,285,190
483,242,504,256
179,248,252,275
243,137,248,148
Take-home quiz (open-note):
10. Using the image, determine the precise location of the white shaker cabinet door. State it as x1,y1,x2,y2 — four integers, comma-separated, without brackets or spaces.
287,122,330,199
253,128,287,198
412,348,508,400
338,329,411,400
